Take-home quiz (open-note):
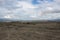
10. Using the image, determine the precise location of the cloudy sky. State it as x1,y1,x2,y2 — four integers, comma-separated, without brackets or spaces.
0,0,60,20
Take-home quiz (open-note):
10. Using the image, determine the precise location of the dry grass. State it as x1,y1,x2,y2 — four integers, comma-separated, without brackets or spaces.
0,22,60,40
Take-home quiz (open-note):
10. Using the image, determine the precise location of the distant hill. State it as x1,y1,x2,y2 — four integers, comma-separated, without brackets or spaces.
0,18,11,22
48,19,60,22
0,18,60,22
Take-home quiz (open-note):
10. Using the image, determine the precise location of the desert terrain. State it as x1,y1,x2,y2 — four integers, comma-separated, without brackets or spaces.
0,22,60,40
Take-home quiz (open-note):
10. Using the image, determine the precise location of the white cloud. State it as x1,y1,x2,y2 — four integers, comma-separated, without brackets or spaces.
54,0,60,2
4,15,12,18
17,1,37,8
0,0,60,20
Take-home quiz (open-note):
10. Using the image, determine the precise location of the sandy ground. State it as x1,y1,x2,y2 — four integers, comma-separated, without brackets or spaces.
0,22,60,40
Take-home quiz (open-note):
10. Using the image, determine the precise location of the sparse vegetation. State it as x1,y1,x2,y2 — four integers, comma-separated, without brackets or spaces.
0,22,60,40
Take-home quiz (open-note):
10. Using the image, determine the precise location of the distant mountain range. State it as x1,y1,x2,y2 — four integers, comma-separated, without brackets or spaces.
0,18,60,22
48,19,60,22
0,18,12,22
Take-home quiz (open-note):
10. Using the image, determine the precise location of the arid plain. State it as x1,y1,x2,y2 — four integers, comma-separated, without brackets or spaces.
0,22,60,40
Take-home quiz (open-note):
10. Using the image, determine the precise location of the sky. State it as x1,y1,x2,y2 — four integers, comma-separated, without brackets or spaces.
0,0,60,20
